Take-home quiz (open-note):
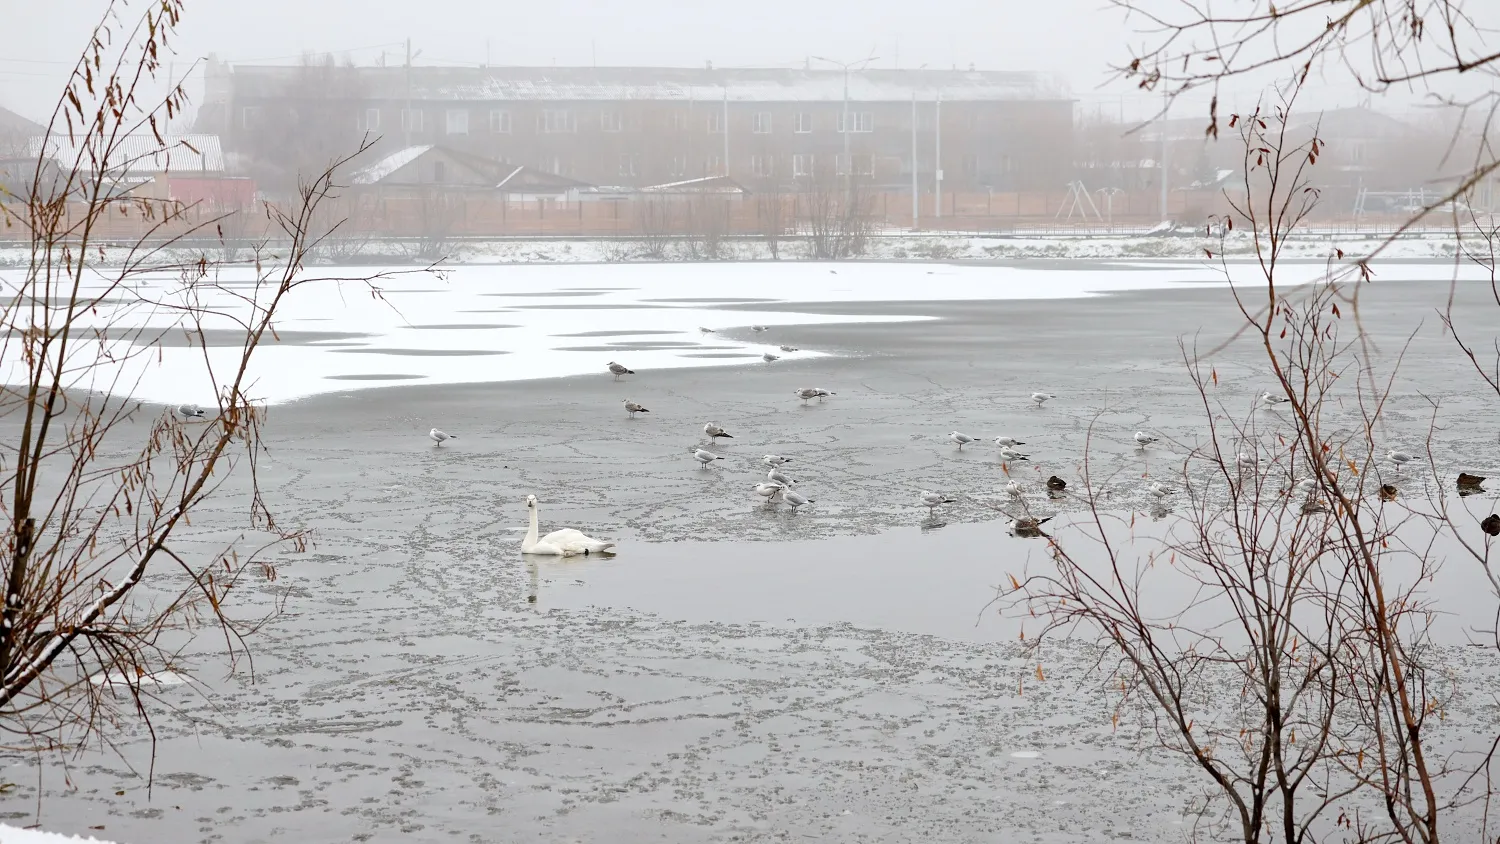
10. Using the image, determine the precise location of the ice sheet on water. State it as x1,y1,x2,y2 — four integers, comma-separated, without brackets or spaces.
0,260,1471,406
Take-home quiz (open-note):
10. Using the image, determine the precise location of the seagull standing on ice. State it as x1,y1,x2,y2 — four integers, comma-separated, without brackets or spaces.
691,447,724,467
762,352,780,363
607,361,634,380
779,345,799,352
1293,478,1317,497
173,403,207,421
1005,480,1023,498
623,400,650,418
998,446,1030,464
753,482,785,503
1031,392,1055,408
994,436,1026,448
429,428,456,446
949,431,977,450
763,455,792,467
767,467,797,488
1260,391,1290,408
1388,449,1415,471
920,491,955,517
1147,481,1174,498
1237,452,1257,471
751,325,769,333
783,490,812,512
699,327,716,334
795,388,822,403
703,422,734,442
1134,431,1158,448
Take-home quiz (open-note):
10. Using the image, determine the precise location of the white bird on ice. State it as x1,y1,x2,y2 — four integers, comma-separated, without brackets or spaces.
1293,478,1317,497
1237,452,1257,471
994,436,1026,447
430,428,456,446
1388,449,1415,471
1031,392,1055,407
949,431,977,450
623,399,650,418
763,352,780,362
795,387,822,403
691,447,724,467
998,446,1030,464
1260,391,1290,407
703,422,734,442
920,491,955,516
753,482,785,502
699,326,716,334
1005,480,1023,498
783,490,812,512
1147,481,1174,498
751,325,769,333
521,495,616,556
1134,431,1158,447
767,467,797,487
763,454,792,467
779,345,799,352
607,361,634,380
173,403,206,420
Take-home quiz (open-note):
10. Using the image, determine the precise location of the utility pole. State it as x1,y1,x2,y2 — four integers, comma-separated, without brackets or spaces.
404,37,413,148
723,86,730,177
935,92,942,220
1159,87,1168,222
812,55,880,193
911,89,919,230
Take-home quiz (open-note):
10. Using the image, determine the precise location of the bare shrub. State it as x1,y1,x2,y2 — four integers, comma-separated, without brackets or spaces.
0,1,420,762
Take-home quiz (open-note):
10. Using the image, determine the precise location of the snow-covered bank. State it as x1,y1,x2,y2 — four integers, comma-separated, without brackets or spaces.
0,229,1471,268
0,825,117,844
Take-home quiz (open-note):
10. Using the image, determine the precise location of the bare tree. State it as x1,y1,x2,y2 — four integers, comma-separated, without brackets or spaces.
0,1,413,762
799,168,875,260
237,53,369,198
1004,90,1466,842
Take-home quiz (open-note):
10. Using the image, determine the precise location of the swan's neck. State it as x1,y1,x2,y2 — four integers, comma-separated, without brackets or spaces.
524,505,540,549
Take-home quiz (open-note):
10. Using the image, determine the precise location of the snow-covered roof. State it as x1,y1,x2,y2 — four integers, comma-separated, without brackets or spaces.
27,133,224,175
226,66,1069,104
640,175,747,194
351,144,433,184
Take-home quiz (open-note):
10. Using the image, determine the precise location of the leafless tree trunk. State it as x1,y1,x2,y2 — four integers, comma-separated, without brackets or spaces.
800,170,875,260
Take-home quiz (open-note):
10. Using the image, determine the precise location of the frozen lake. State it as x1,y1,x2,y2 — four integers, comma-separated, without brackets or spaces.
5,259,1489,405
3,261,1500,842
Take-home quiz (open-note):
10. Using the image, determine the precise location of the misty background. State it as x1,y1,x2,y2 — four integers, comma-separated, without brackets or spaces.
1,0,1457,128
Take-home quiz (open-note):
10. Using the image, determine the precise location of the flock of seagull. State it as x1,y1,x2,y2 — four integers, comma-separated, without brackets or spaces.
411,356,1498,544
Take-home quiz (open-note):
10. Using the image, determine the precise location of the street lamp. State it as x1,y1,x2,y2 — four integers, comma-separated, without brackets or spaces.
811,55,880,185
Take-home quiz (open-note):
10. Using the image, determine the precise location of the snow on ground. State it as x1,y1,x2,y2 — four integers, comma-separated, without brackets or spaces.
0,228,1477,270
1,257,1488,407
0,825,117,844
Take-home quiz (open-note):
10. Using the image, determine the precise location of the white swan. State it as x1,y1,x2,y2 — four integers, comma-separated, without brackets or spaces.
521,495,616,557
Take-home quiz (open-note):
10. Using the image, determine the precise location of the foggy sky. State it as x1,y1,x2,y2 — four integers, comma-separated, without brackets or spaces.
1,0,1476,127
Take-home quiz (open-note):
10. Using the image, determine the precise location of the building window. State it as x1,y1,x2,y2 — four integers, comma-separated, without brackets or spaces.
357,108,380,132
446,109,469,135
401,108,425,133
1001,154,1013,173
707,112,725,134
962,153,978,176
792,154,814,177
433,160,446,183
669,110,689,131
240,106,262,130
794,112,813,133
704,155,723,175
619,153,638,177
601,111,623,133
668,155,687,177
546,155,566,175
489,109,511,134
541,110,575,133
835,154,875,176
752,112,772,134
836,111,874,133
752,155,774,178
